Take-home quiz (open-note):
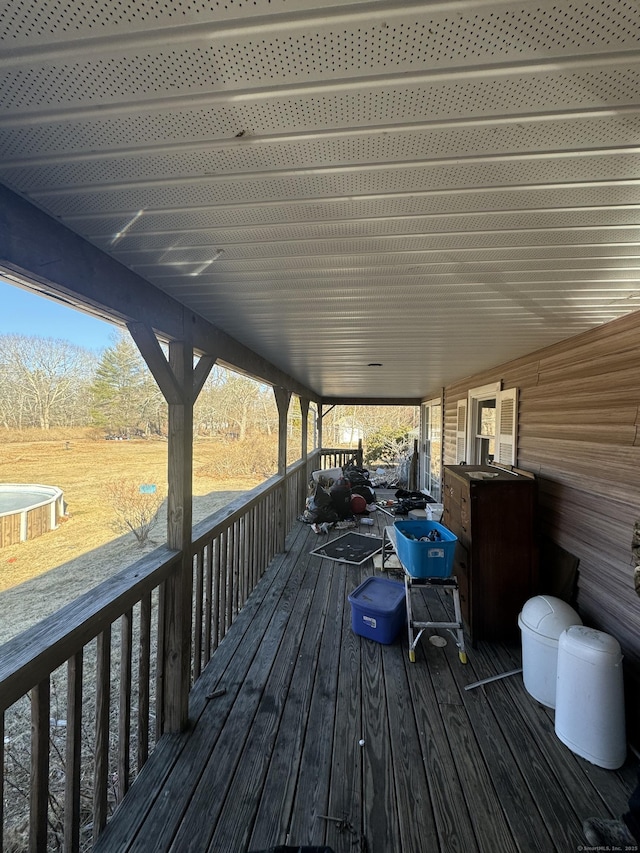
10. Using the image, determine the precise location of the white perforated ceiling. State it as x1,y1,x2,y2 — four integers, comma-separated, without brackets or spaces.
1,0,640,398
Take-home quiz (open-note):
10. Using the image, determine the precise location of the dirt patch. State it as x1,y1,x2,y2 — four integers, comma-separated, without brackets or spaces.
0,434,260,645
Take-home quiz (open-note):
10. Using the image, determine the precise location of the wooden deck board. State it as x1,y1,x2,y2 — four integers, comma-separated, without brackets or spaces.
247,557,337,850
324,563,365,853
168,553,313,853
361,615,402,852
97,506,639,853
383,641,440,853
286,565,345,848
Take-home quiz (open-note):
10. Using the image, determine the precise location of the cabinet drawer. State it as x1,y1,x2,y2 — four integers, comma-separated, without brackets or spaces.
452,541,471,627
458,502,471,545
443,471,465,506
442,501,460,529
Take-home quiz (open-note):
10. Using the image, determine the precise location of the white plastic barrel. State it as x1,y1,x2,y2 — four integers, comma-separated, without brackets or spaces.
518,595,582,708
555,626,626,769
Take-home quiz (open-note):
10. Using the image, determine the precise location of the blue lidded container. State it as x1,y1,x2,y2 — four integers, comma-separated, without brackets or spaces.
348,576,406,644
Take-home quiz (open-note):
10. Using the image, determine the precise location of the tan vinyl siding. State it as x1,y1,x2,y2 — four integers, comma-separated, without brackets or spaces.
439,309,640,742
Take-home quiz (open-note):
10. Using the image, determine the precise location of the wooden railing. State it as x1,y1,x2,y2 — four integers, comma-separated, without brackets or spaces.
316,441,363,471
189,456,314,680
0,547,181,853
0,451,324,853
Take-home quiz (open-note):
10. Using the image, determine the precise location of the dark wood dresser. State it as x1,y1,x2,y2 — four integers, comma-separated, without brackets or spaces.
442,464,538,643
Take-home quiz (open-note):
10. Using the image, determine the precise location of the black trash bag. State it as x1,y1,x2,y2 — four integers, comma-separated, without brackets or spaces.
309,483,332,511
351,484,376,504
394,497,428,515
299,483,339,524
343,463,370,487
329,476,353,519
394,488,437,503
316,505,339,523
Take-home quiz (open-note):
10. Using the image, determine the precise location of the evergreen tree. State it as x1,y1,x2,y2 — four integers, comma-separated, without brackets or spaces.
91,332,165,435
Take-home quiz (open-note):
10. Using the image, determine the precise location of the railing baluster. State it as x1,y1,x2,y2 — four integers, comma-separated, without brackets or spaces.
238,521,243,614
64,652,83,853
93,628,111,843
251,505,258,588
193,550,204,681
155,582,166,740
213,535,222,649
220,528,229,640
138,592,151,772
258,499,265,580
225,526,234,630
236,517,244,615
30,678,50,853
118,611,132,803
204,542,213,665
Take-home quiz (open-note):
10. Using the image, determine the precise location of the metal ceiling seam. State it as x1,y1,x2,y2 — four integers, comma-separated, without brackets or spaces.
111,228,640,267
41,181,640,222
0,0,524,63
80,202,640,238
6,108,640,167
9,147,640,197
3,54,640,125
92,214,640,247
112,257,640,273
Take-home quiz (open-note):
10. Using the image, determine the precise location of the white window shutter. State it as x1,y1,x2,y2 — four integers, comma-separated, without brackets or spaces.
456,399,467,463
496,387,518,466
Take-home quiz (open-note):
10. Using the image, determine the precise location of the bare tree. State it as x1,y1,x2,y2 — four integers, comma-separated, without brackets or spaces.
195,366,276,440
106,479,165,545
0,334,96,429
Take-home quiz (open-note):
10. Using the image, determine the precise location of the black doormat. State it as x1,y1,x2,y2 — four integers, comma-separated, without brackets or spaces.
310,532,383,565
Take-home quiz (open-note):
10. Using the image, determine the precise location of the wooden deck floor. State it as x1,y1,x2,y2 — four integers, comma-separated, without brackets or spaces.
95,504,638,853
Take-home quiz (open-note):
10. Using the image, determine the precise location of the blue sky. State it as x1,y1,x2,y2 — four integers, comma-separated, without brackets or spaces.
0,279,116,352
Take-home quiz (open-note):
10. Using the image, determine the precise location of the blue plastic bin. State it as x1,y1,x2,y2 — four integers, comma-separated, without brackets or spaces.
393,520,457,578
348,577,406,644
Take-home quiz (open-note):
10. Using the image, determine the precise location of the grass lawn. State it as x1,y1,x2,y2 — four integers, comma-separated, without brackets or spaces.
0,432,262,636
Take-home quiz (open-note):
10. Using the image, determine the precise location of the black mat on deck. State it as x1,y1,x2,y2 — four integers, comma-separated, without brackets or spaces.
309,531,383,565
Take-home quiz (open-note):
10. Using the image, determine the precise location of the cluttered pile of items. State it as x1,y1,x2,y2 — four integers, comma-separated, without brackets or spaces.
298,462,376,533
298,462,439,534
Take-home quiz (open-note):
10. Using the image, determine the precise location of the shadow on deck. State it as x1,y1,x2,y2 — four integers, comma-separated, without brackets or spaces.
95,508,638,853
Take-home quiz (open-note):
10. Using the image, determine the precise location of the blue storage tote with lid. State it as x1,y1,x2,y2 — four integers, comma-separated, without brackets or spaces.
348,576,406,644
393,520,457,578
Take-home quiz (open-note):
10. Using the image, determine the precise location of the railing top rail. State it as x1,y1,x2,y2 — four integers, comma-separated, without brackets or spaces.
190,454,317,551
0,546,180,712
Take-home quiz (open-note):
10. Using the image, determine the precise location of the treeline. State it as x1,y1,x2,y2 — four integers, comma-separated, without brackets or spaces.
0,332,280,438
0,331,418,447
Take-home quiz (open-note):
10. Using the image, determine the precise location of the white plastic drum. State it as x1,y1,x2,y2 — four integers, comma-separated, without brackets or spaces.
555,626,626,769
518,595,582,708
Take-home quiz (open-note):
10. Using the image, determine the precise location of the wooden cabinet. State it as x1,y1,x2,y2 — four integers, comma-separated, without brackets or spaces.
442,464,538,643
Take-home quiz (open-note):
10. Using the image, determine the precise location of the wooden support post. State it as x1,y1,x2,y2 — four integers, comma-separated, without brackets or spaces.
273,386,291,477
409,438,419,490
164,338,194,732
129,320,216,733
299,397,310,460
317,405,324,453
273,387,291,553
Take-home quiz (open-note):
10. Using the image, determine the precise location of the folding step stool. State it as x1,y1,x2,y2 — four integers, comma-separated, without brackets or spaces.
382,525,467,664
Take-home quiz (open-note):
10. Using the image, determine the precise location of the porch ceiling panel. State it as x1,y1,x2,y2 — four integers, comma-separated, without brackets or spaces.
1,0,640,399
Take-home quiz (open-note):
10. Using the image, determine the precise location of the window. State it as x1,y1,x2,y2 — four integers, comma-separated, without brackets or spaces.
474,397,496,465
420,398,442,500
456,384,518,466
